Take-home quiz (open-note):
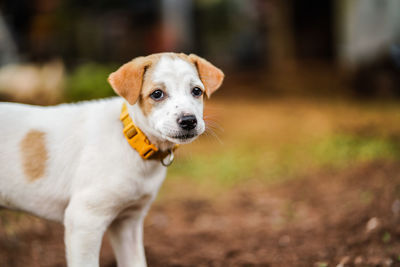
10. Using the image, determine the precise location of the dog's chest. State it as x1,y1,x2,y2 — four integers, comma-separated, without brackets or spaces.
110,152,168,203
132,160,167,194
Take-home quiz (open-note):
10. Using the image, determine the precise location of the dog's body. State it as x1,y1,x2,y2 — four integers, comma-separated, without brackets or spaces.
0,53,224,267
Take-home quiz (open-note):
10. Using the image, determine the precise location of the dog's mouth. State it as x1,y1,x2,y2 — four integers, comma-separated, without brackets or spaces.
172,133,196,140
165,130,198,143
162,124,204,144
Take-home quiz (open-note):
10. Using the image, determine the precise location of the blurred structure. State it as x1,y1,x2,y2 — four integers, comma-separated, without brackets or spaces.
0,60,65,104
160,0,193,52
0,11,18,65
0,0,399,102
336,0,400,97
336,0,400,67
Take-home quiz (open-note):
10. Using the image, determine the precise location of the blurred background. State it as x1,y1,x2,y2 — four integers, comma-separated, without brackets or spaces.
1,0,400,266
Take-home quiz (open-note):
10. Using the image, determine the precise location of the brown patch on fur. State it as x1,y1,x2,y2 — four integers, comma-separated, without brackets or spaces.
138,63,158,116
138,93,154,117
20,130,48,181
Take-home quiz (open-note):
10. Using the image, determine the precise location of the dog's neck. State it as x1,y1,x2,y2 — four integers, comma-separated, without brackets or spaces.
148,137,175,152
143,132,176,152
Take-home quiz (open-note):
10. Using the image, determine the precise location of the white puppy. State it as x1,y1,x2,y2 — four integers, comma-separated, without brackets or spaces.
0,53,224,267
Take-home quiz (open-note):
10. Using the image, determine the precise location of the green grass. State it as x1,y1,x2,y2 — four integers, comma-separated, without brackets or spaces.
169,133,400,187
170,147,258,185
382,231,391,243
311,134,400,167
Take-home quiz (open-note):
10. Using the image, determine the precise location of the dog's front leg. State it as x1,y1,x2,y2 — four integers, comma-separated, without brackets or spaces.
64,198,115,267
108,211,147,267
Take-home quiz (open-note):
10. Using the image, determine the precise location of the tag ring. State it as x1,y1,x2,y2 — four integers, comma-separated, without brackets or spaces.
161,149,174,167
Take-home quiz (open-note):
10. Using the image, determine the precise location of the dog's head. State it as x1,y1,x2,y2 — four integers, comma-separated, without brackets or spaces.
108,53,224,146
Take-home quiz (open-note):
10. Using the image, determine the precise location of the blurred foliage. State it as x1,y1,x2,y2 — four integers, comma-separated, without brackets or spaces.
65,63,117,102
312,134,400,167
170,133,400,188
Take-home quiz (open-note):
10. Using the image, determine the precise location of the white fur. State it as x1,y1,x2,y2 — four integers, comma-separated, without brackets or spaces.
130,56,205,148
0,55,206,267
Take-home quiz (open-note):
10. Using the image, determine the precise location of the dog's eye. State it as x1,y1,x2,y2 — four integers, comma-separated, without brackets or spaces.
191,87,203,97
150,89,165,101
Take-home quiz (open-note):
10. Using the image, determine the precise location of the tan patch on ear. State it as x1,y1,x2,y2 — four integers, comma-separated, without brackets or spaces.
189,54,224,98
20,130,48,181
108,57,153,105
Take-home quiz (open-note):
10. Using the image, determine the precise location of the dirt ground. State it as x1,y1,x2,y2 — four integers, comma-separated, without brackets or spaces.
1,160,399,267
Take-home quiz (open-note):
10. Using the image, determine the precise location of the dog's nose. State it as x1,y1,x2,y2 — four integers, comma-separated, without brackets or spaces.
177,115,197,131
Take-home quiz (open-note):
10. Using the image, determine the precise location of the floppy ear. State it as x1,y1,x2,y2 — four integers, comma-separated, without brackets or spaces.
189,54,224,98
108,57,152,105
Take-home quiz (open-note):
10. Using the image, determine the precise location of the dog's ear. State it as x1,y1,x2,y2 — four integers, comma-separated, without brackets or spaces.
108,57,152,105
189,54,224,98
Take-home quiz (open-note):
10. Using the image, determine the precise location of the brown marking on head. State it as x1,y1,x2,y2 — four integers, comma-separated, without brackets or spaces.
136,53,198,116
137,96,154,117
133,53,188,116
137,62,159,116
167,52,192,62
20,130,48,181
189,54,224,98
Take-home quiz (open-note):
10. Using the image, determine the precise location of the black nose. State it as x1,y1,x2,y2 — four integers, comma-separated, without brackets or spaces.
177,115,197,131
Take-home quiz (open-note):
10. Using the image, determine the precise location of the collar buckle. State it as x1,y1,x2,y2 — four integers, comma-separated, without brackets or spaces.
141,146,157,159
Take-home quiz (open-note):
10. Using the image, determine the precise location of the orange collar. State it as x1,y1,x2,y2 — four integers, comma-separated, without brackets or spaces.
120,103,178,166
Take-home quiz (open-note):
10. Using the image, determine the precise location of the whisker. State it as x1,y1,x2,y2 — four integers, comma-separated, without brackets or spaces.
204,122,224,133
204,126,223,145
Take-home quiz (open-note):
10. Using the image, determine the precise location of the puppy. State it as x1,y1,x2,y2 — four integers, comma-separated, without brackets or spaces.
0,53,224,267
